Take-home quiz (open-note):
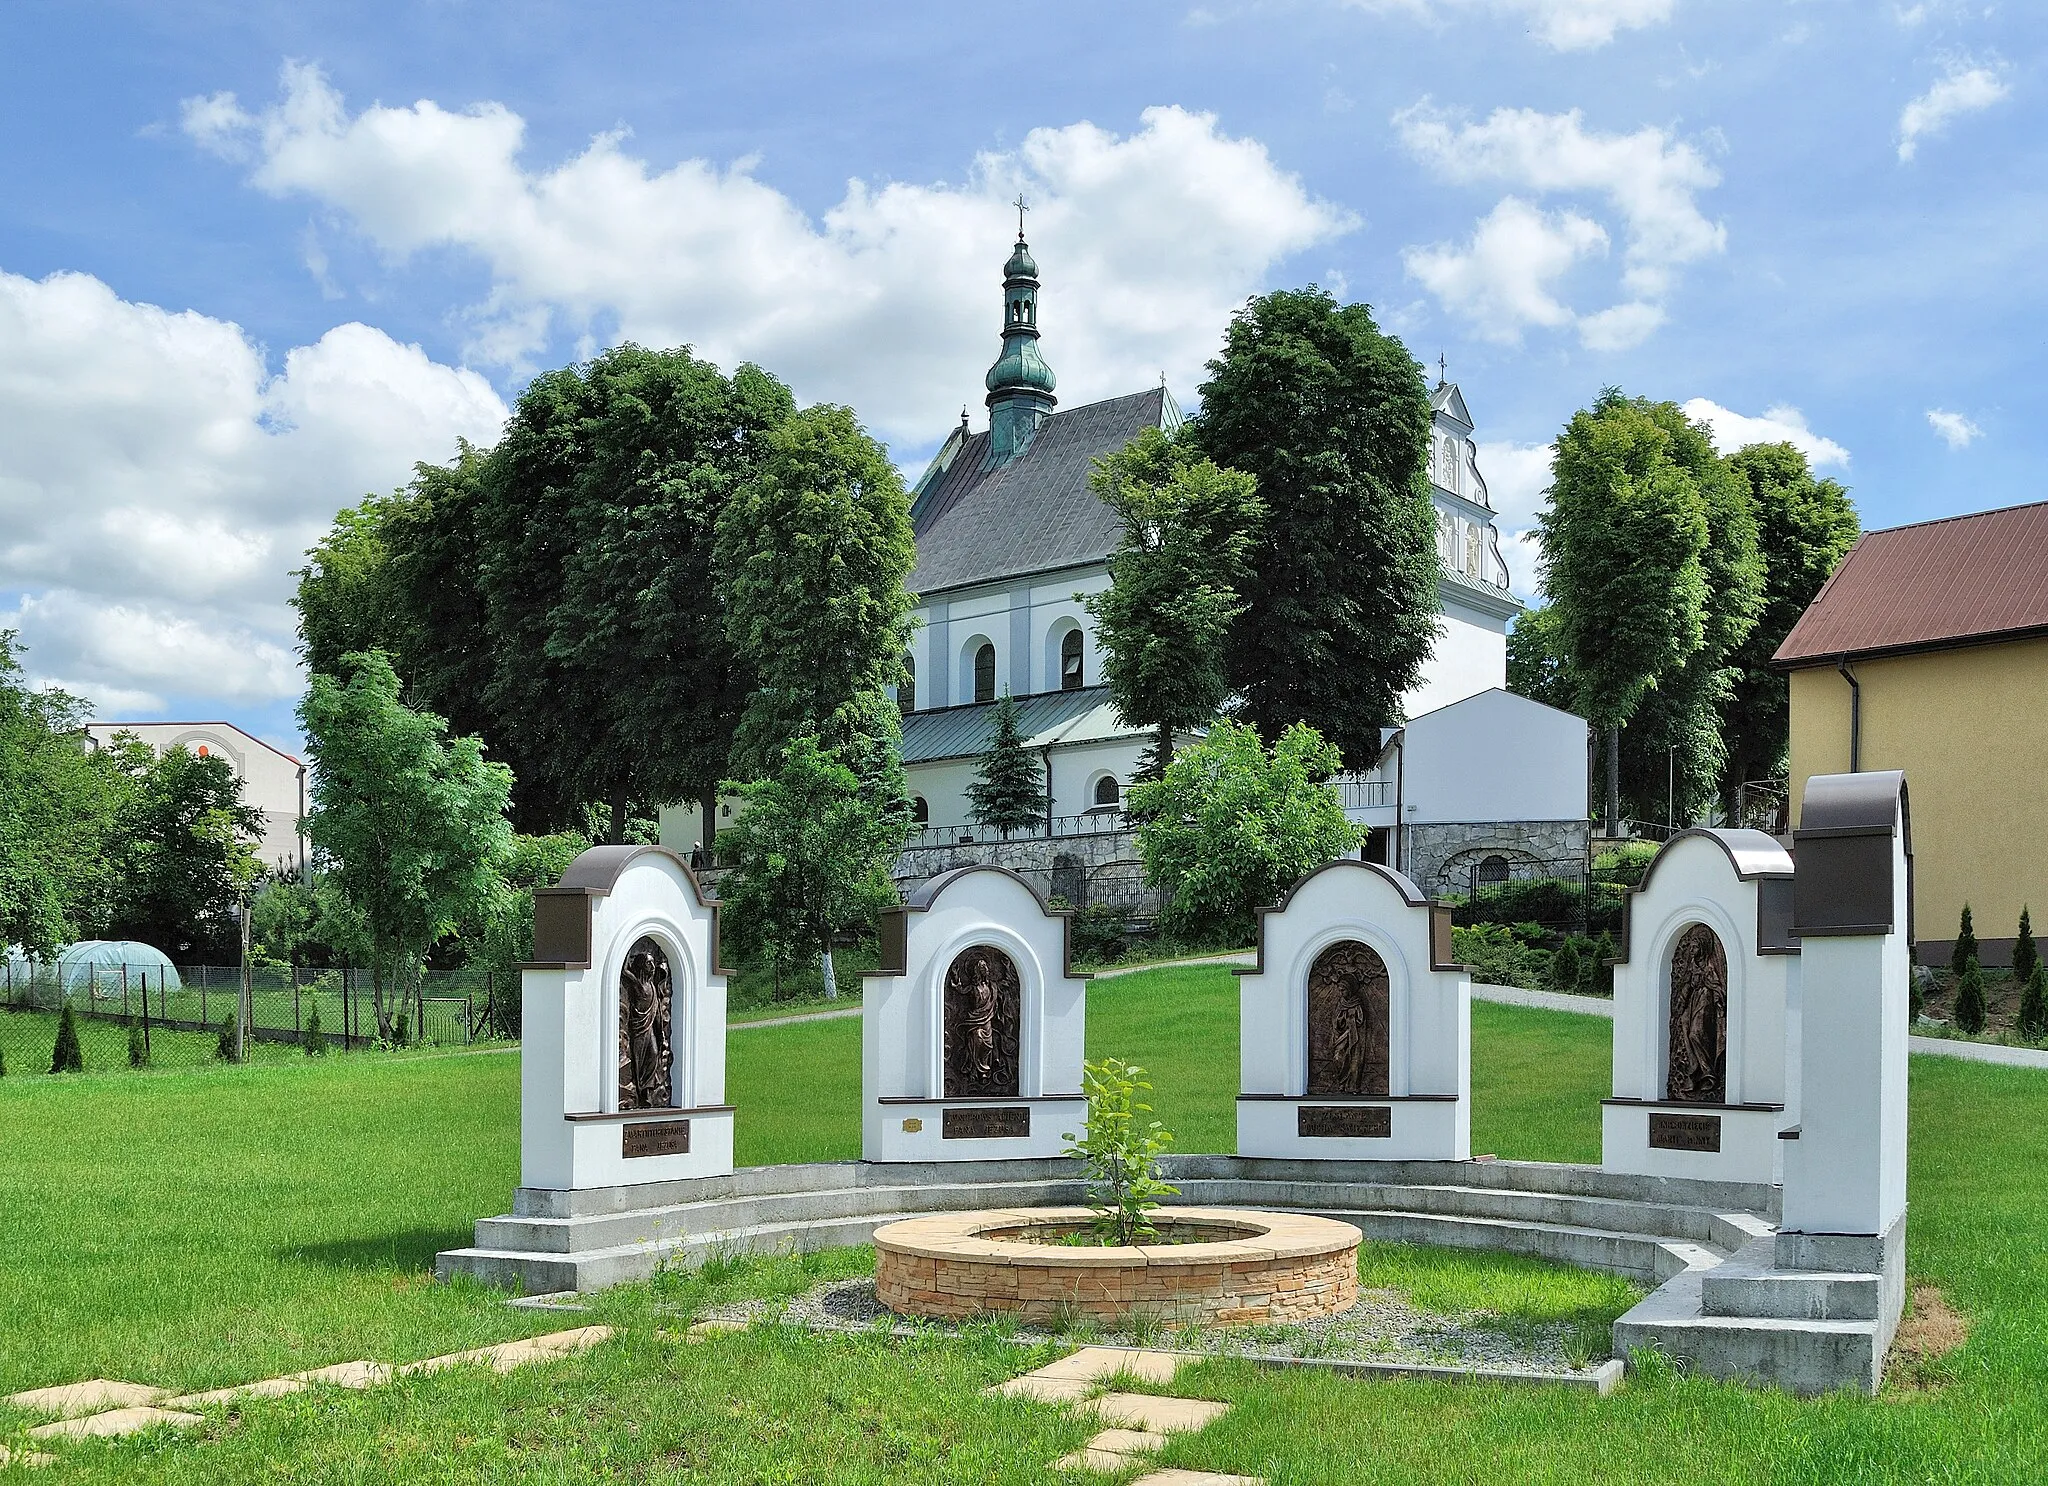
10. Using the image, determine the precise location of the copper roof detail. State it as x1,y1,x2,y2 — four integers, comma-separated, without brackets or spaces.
1773,499,2048,666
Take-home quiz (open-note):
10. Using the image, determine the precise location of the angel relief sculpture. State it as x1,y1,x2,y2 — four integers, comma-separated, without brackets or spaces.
1306,939,1390,1097
617,937,674,1111
943,945,1021,1098
1665,923,1728,1104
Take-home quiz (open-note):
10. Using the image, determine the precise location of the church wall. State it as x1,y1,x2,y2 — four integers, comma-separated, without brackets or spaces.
1402,689,1587,827
1403,602,1509,719
905,566,1110,710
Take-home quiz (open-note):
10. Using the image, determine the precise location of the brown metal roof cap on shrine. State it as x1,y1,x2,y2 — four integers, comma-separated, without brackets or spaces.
1774,499,2048,666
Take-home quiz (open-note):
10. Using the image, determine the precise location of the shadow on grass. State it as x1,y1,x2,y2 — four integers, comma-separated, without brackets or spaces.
284,1227,471,1273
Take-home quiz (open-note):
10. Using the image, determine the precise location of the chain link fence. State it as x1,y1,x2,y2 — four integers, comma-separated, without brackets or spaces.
0,960,516,1079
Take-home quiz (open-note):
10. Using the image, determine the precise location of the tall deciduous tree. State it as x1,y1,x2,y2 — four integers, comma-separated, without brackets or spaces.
1083,427,1264,777
299,651,513,1041
1717,443,1858,818
1538,389,1712,830
105,742,266,960
967,694,1045,837
294,493,408,684
1505,606,1577,713
1192,288,1440,765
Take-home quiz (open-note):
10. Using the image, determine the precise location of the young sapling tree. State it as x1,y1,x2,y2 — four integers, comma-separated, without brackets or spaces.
1061,1057,1178,1245
1952,904,1978,981
50,1004,83,1074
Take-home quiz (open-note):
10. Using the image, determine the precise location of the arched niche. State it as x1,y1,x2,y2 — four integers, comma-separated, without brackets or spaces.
617,935,675,1111
1305,939,1390,1097
960,635,997,705
1665,922,1728,1104
942,944,1022,1098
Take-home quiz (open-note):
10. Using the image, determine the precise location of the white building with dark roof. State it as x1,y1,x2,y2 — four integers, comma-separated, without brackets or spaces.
83,720,306,875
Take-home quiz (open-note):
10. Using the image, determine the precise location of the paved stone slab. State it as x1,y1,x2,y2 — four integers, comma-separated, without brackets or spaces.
1086,1393,1231,1433
988,1373,1094,1404
290,1361,391,1390
1128,1472,1264,1486
398,1326,614,1377
1052,1426,1171,1470
5,1380,164,1418
29,1407,204,1441
1031,1348,1187,1385
165,1376,310,1408
685,1319,750,1339
0,1445,55,1468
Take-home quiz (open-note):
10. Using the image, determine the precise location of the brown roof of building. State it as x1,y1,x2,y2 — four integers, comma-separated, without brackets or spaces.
1774,499,2048,667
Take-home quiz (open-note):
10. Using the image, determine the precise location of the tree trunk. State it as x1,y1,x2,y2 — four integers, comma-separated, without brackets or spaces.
1605,725,1621,836
372,951,393,1044
1155,720,1174,781
609,787,629,846
820,943,838,1001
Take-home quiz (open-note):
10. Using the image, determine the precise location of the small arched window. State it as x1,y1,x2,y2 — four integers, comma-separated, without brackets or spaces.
1093,775,1121,809
973,643,997,704
1476,854,1511,887
899,654,916,714
911,795,930,825
1061,629,1084,690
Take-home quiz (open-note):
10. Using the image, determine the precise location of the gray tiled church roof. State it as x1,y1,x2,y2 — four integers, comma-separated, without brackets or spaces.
907,387,1167,596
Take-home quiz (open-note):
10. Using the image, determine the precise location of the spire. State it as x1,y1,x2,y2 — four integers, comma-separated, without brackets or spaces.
984,203,1056,467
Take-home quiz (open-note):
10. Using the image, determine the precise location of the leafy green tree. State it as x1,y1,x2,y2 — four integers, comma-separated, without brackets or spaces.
1505,606,1577,713
967,695,1045,837
299,651,514,1042
1130,719,1361,941
717,403,916,781
51,1004,83,1074
2019,962,2048,1043
294,493,407,682
716,735,903,999
251,873,323,966
1083,427,1264,776
105,742,265,960
1952,904,1978,980
0,634,128,955
1060,1057,1178,1245
459,830,591,1035
1539,389,1713,829
1954,958,1987,1035
1717,444,1858,816
1192,288,1440,762
2013,906,2037,988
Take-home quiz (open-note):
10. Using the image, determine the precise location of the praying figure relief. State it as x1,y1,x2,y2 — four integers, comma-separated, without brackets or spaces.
1306,940,1390,1097
1665,923,1728,1104
618,937,674,1111
943,946,1021,1098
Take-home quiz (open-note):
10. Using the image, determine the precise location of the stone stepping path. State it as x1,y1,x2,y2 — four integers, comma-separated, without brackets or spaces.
29,1406,205,1442
983,1346,1263,1484
5,1379,162,1418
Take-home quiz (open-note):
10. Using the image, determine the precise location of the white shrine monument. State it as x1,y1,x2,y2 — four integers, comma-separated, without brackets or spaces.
1602,828,1800,1186
1236,861,1471,1162
861,866,1089,1162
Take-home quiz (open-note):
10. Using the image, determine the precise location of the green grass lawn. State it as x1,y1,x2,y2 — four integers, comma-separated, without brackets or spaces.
5,965,2048,1481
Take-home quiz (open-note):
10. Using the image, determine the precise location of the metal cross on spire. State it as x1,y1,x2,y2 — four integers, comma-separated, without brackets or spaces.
1438,351,1449,386
1013,193,1029,237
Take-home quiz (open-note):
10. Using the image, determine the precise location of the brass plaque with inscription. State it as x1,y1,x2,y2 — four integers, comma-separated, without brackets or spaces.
1648,1112,1721,1153
621,1118,691,1159
1298,1104,1392,1139
942,1105,1030,1140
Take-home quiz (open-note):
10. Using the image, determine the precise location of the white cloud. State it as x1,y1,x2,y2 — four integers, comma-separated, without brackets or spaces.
1395,103,1724,349
185,64,1353,444
1403,198,1608,341
1342,0,1674,50
1476,439,1555,599
1926,408,1982,448
1680,398,1851,468
0,267,507,716
1898,60,2011,162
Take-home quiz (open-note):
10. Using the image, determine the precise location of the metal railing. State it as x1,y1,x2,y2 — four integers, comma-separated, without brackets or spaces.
905,810,1129,850
1334,776,1394,810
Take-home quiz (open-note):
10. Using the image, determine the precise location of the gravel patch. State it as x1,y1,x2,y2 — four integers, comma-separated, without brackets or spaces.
688,1277,1613,1378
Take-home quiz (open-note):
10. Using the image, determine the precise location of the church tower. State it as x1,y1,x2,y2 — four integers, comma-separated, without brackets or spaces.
983,212,1057,467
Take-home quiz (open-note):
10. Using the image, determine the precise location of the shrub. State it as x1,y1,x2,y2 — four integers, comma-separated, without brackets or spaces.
302,1003,328,1057
1453,877,1584,929
2020,963,2048,1043
1591,840,1659,887
1952,905,1978,980
1452,923,1550,990
1548,937,1586,995
1067,902,1130,965
0,1044,6,1077
1953,959,1987,1035
2015,907,2038,988
127,1018,148,1069
50,1005,84,1074
215,1009,239,1062
393,1011,411,1048
1061,1057,1178,1246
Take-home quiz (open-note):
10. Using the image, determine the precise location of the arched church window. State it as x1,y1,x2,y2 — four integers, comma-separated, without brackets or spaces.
911,795,929,825
899,654,915,714
974,642,997,704
1476,854,1511,887
1092,774,1121,809
1061,629,1084,690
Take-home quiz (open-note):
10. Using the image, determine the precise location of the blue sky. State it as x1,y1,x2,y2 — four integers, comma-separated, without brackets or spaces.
1,0,2039,753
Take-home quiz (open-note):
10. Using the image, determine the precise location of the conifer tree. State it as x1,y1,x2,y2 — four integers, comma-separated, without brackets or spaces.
127,1017,147,1069
2014,906,2038,987
50,1004,83,1074
2018,962,2048,1044
968,695,1047,838
303,1003,327,1057
1952,904,1978,979
216,1008,239,1062
1549,938,1585,996
1954,958,1987,1035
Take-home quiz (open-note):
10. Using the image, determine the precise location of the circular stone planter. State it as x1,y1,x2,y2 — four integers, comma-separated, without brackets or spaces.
873,1206,1362,1325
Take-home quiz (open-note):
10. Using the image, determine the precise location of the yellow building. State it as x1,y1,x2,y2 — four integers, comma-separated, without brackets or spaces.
1777,499,2048,967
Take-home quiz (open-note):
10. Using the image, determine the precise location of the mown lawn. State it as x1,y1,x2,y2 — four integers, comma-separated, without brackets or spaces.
4,965,2046,1481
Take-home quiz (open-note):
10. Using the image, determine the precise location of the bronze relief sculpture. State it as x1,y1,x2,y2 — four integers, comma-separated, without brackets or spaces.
1665,923,1728,1104
943,945,1021,1098
1306,939,1390,1096
618,936,674,1111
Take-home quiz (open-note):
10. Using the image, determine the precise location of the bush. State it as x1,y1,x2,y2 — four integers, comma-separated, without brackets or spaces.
0,1044,6,1077
302,1003,327,1057
1452,923,1551,990
1591,840,1659,887
215,1009,239,1062
1452,877,1584,929
50,1005,84,1074
127,1017,148,1069
2020,964,2048,1043
393,1011,411,1048
1060,1057,1178,1245
1054,901,1131,965
2015,907,2038,988
1953,904,1978,979
1548,937,1585,995
1954,959,1987,1035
